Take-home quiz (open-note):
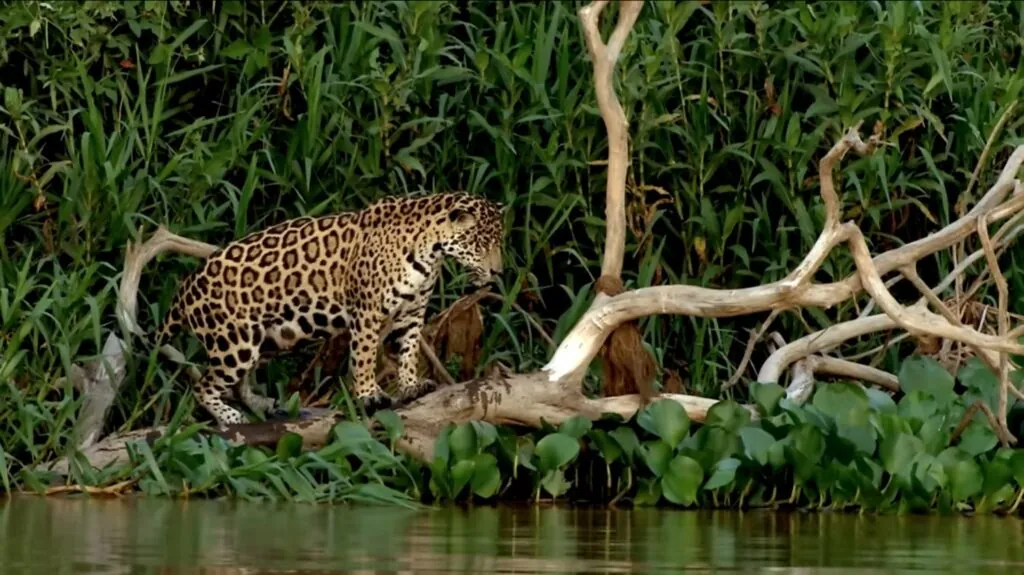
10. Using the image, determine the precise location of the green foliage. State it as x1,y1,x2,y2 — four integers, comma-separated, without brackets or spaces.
2,0,1024,509
434,356,1023,513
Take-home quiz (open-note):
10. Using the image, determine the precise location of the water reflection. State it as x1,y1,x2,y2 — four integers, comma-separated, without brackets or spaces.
1,496,1023,573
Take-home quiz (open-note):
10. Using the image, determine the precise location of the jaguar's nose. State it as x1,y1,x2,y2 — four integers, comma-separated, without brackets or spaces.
485,246,503,276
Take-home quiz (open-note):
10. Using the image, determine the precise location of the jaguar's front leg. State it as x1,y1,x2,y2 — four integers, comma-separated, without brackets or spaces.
349,309,393,413
390,305,437,405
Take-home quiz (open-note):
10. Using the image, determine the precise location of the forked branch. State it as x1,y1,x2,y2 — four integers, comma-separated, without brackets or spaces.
579,0,644,281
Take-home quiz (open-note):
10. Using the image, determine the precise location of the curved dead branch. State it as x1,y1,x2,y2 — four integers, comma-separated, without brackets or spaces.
579,0,643,281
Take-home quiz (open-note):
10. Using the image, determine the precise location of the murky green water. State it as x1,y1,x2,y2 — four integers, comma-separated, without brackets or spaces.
1,496,1023,573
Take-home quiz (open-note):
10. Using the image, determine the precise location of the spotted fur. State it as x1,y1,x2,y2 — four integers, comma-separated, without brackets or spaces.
150,192,505,427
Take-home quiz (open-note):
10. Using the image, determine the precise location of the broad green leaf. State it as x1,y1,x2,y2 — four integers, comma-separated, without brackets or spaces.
609,426,640,461
706,400,752,432
880,432,925,478
704,457,741,490
449,422,478,461
640,440,673,476
1010,451,1024,486
981,458,1013,497
451,459,475,497
910,453,946,495
534,432,580,472
957,420,998,457
898,356,955,404
738,427,776,466
752,382,786,416
898,389,942,429
431,424,453,467
661,455,704,505
641,399,691,448
945,458,984,502
633,477,662,506
958,357,1000,393
588,429,623,464
558,415,592,439
540,469,572,498
470,453,502,499
813,382,870,419
470,421,499,450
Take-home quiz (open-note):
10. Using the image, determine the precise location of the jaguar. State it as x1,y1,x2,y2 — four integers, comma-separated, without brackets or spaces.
147,192,505,428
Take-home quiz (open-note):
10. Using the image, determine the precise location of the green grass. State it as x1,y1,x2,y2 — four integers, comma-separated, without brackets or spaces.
1,0,1024,500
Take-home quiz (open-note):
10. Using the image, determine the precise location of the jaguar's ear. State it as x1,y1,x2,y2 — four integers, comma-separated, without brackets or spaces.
449,208,476,228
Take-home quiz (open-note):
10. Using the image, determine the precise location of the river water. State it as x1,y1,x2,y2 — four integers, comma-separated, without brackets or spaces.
1,496,1023,573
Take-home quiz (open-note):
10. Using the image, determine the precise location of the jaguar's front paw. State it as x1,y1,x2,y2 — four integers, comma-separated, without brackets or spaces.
394,379,438,405
357,390,395,414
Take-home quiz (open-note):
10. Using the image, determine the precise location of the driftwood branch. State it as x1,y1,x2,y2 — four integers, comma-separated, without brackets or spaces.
579,0,643,281
978,213,1016,445
785,355,900,405
60,334,129,450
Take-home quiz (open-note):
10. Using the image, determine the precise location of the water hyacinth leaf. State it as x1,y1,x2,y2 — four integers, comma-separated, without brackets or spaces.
588,429,623,464
640,399,691,448
470,421,499,450
541,469,572,498
640,440,673,476
661,455,704,505
470,453,501,499
633,477,662,506
449,422,478,461
738,427,776,466
898,356,956,405
534,432,580,472
432,424,454,468
897,389,942,430
704,457,741,490
875,412,913,442
958,357,1000,396
865,388,897,413
705,399,752,432
981,458,1012,498
609,426,640,462
880,432,925,479
957,419,998,457
910,453,946,495
917,413,951,454
558,415,593,439
945,457,984,502
751,382,786,416
451,459,475,497
812,382,870,419
685,426,741,471
958,360,1015,418
516,438,537,472
492,426,519,464
768,437,788,470
787,424,825,480
1011,451,1024,486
